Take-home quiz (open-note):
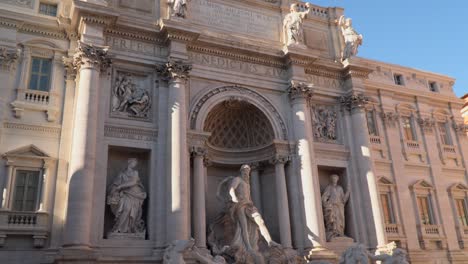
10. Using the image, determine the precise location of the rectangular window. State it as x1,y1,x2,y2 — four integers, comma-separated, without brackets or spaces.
380,193,395,224
402,116,416,141
429,82,438,92
417,196,434,225
394,74,404,86
438,122,452,145
39,3,57,17
12,170,40,212
366,111,378,136
29,57,52,92
456,199,468,227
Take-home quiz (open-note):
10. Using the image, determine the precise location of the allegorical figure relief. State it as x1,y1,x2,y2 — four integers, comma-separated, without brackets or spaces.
322,174,350,241
312,106,337,141
338,15,363,62
111,73,152,118
168,0,188,18
208,164,302,264
107,158,147,238
283,3,311,46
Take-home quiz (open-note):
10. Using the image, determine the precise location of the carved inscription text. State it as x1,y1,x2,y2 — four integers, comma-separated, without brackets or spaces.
189,0,280,41
106,36,168,57
189,52,287,79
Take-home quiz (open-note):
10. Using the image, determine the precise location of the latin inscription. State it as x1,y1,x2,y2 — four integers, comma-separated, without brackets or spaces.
189,52,287,79
189,0,280,41
106,36,168,57
307,75,343,89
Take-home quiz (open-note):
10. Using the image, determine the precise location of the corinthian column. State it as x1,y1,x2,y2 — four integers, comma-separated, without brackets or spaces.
156,60,192,242
270,155,292,248
287,81,324,250
63,42,111,248
340,92,386,248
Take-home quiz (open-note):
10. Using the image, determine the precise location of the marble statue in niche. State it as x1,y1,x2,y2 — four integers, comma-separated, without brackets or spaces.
168,0,188,18
311,106,337,142
208,164,303,264
107,158,147,239
111,73,152,119
321,174,350,242
283,3,311,46
338,15,363,62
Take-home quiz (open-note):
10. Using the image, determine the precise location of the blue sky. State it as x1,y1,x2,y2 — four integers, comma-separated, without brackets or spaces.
306,0,467,97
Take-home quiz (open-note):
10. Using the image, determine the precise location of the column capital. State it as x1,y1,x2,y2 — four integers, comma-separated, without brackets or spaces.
72,41,112,72
0,47,18,71
190,146,207,157
340,92,369,112
287,80,314,103
155,59,192,82
63,56,77,80
269,155,289,165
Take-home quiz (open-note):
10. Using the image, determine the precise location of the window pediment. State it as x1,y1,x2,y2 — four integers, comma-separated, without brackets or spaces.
3,145,52,167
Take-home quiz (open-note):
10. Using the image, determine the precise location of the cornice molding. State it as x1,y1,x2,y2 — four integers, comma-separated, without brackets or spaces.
105,27,163,44
342,63,373,80
305,65,343,80
0,17,67,39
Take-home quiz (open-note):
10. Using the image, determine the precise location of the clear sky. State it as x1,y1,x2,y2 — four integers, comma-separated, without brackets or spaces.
306,0,467,97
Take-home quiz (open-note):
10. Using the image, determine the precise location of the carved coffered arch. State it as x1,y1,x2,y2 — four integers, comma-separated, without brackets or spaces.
189,85,288,141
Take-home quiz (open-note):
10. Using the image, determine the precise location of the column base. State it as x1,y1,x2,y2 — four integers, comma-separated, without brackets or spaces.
54,247,98,264
305,247,339,264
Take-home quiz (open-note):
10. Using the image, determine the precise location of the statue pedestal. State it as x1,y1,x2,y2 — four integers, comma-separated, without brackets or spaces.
326,236,355,257
107,231,146,240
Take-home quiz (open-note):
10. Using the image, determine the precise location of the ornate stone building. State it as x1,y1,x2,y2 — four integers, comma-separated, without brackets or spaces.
0,0,466,263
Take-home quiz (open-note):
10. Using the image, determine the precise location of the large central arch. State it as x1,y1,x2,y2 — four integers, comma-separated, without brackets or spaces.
189,85,288,141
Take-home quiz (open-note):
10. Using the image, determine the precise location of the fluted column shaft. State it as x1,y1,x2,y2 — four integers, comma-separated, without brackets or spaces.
192,147,207,248
272,157,292,248
63,42,110,248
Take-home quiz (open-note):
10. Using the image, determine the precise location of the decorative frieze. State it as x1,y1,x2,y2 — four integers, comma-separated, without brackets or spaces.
0,47,18,71
453,122,468,135
104,125,158,142
2,0,34,8
417,117,435,133
311,106,337,142
155,60,192,81
381,111,399,127
105,35,167,57
3,122,61,136
73,42,112,72
287,81,314,102
340,93,369,112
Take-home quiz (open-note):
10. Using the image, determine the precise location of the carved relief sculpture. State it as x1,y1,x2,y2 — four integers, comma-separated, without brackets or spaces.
168,0,188,18
338,15,363,62
322,174,350,241
283,3,311,46
107,158,147,239
111,73,152,119
312,106,337,142
208,165,303,264
0,47,19,70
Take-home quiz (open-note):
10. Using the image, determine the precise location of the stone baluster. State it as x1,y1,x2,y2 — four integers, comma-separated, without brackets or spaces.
191,146,207,248
62,42,111,248
270,155,292,248
340,92,386,248
249,162,263,214
156,60,192,242
287,81,325,249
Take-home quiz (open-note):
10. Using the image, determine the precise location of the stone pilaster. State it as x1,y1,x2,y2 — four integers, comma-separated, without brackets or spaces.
191,146,207,248
270,155,292,248
62,42,110,249
249,162,263,214
156,60,192,242
340,92,386,248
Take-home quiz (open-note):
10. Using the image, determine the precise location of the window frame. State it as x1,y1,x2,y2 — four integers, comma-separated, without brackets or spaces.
366,109,379,136
401,116,417,141
11,168,43,212
394,74,405,86
28,57,53,92
38,2,58,17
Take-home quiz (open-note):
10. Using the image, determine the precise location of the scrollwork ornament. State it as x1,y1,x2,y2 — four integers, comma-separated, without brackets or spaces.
381,111,399,127
340,93,369,112
190,146,207,157
73,41,112,73
62,56,77,80
155,60,192,82
287,80,314,102
417,117,435,132
0,47,18,71
269,155,289,165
